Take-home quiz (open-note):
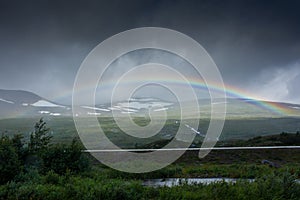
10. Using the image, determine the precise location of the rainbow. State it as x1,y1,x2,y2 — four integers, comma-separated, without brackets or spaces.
58,75,298,116
5,76,298,120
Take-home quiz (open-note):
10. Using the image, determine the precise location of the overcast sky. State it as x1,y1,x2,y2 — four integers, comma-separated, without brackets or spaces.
0,0,299,104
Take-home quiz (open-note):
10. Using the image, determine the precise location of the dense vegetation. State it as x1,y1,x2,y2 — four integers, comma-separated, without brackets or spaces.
0,119,90,183
0,169,299,200
0,119,300,199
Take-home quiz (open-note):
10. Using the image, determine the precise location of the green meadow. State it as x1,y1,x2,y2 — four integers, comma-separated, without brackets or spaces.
1,116,299,146
1,116,300,199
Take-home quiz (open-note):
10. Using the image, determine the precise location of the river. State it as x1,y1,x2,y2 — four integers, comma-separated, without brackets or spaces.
143,178,254,187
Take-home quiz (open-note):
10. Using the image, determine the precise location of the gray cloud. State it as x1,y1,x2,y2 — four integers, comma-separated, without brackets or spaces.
0,0,299,104
247,62,300,103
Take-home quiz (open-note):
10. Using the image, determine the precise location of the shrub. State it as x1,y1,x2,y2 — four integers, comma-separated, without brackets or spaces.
0,135,22,184
43,171,61,185
41,139,90,174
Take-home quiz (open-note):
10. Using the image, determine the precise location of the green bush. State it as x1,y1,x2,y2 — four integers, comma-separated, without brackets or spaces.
0,135,22,184
43,171,61,185
0,171,299,200
41,139,90,174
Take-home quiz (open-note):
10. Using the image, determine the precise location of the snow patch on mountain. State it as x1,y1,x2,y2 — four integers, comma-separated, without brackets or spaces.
49,113,61,116
154,107,168,112
185,124,204,137
129,98,157,102
39,111,50,114
121,111,135,114
117,101,173,110
87,112,101,116
31,100,65,108
81,106,110,112
0,98,14,104
290,106,300,110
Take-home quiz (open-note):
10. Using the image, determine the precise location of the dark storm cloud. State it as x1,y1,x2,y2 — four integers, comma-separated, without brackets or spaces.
0,0,153,102
0,0,299,103
142,0,300,84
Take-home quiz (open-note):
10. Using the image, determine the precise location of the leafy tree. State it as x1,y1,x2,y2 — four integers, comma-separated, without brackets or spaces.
25,118,52,170
29,118,52,153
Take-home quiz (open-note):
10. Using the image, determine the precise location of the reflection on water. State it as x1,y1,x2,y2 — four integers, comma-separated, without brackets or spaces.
143,178,300,187
143,178,254,187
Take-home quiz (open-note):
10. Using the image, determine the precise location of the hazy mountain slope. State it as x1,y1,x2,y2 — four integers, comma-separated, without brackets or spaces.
1,89,300,119
0,89,41,104
0,89,70,119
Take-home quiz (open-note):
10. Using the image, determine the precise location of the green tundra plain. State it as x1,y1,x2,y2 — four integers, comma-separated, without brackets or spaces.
0,115,300,199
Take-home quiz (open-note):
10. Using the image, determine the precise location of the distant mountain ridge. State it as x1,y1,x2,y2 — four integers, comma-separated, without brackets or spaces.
0,89,41,105
0,89,300,119
0,89,69,119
